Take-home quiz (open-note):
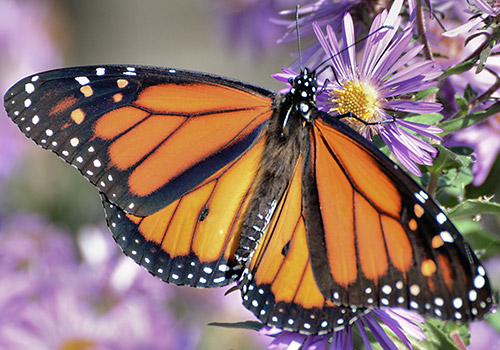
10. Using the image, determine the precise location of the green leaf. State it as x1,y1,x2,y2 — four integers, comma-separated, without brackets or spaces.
440,58,478,80
404,113,444,125
427,145,471,173
435,168,473,206
439,102,500,133
451,221,500,258
454,94,468,115
414,87,439,100
208,320,264,332
384,318,464,350
447,199,500,218
372,134,392,157
463,84,479,104
477,29,500,73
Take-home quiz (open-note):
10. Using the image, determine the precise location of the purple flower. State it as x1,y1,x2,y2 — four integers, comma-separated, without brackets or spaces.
261,308,426,350
0,215,203,349
469,321,500,350
443,0,500,37
446,114,500,185
275,0,443,176
0,0,62,182
206,0,293,53
275,0,361,44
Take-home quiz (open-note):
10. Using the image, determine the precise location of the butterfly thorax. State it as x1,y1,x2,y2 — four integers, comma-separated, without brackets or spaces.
235,69,317,264
279,68,319,137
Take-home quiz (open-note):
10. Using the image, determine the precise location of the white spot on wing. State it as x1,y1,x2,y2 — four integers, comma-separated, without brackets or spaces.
469,290,478,302
474,275,485,289
25,83,35,94
440,231,454,243
436,213,447,225
75,76,90,85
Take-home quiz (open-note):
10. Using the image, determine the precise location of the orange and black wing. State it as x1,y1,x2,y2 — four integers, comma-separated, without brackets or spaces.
240,111,493,335
307,114,493,322
4,65,273,217
240,150,364,334
4,65,274,286
102,136,267,287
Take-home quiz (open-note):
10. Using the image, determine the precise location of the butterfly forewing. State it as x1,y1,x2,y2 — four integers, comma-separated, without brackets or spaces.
4,65,273,216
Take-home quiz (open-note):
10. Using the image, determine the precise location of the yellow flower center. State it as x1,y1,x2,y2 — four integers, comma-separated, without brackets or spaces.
330,80,380,123
60,338,97,350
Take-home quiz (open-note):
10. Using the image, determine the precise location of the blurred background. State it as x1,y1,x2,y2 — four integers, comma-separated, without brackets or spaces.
1,0,500,349
0,0,296,349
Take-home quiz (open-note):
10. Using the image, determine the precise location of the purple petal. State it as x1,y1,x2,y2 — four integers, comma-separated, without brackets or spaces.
325,24,350,79
341,13,357,79
302,334,329,350
363,314,399,350
395,119,443,139
384,100,442,114
356,319,373,350
442,15,486,37
379,127,423,176
384,309,427,341
372,310,414,349
269,332,305,350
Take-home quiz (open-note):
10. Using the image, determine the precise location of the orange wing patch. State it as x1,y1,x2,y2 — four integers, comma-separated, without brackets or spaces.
354,192,389,281
104,137,266,287
91,84,272,200
134,83,271,114
315,119,401,217
314,130,357,287
241,157,361,335
48,95,78,117
127,108,271,197
310,119,416,307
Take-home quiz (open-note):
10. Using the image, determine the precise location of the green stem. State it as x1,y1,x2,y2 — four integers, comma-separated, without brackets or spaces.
416,0,433,61
427,171,440,198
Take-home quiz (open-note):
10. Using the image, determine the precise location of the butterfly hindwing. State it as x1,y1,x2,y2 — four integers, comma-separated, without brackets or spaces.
240,149,365,334
4,65,273,216
306,113,493,322
102,136,267,287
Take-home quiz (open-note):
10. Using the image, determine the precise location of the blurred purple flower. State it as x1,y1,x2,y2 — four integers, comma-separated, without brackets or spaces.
275,0,443,176
446,114,500,185
469,321,500,350
0,0,62,181
261,308,426,350
275,0,360,43
0,214,201,349
443,0,500,37
207,0,294,53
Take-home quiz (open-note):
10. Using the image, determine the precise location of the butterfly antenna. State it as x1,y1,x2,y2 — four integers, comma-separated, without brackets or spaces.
314,25,394,74
295,5,303,71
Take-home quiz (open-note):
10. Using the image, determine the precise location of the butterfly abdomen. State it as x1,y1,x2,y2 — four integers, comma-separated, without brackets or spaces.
236,92,311,264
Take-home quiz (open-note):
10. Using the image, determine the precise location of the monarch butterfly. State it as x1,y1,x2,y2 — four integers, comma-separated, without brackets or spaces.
3,64,493,335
